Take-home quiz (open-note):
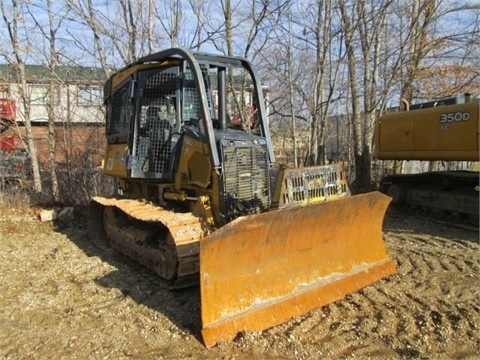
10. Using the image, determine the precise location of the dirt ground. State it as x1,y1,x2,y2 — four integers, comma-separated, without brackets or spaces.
0,206,478,359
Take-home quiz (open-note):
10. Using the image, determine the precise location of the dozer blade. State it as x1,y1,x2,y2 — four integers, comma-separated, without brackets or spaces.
200,191,396,348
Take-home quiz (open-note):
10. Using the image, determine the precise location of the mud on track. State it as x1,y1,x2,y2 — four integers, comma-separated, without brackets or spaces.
0,208,478,359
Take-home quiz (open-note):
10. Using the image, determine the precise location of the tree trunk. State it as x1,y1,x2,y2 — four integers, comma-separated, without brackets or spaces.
339,0,371,192
47,80,59,202
2,2,43,192
47,0,60,202
19,64,42,193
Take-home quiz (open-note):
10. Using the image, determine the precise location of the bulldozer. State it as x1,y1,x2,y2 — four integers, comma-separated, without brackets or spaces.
374,94,479,225
89,47,396,347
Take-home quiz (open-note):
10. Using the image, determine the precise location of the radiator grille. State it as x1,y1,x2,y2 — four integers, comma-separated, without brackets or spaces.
221,139,270,219
278,164,350,209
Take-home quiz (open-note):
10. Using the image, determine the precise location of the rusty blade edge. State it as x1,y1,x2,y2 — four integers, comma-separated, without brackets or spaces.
202,258,394,327
201,259,397,348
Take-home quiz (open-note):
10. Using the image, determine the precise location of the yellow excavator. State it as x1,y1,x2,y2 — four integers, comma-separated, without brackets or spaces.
374,94,479,225
89,47,396,347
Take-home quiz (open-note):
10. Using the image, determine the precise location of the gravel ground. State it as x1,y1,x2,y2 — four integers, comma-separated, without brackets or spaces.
0,206,478,359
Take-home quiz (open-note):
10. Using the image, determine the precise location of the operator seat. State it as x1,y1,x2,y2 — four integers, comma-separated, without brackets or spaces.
146,106,172,173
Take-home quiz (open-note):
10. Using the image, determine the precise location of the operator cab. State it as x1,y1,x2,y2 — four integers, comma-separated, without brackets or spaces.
104,49,272,183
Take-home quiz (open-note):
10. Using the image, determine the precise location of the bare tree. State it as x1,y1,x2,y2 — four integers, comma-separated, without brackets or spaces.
414,2,480,98
357,0,392,188
27,0,71,202
187,0,210,50
211,0,235,55
338,0,400,191
399,0,437,106
338,0,368,190
206,0,290,132
0,0,42,193
2,0,477,200
285,9,298,167
65,0,110,76
147,0,155,53
65,0,149,68
155,0,183,47
300,0,343,165
260,1,347,167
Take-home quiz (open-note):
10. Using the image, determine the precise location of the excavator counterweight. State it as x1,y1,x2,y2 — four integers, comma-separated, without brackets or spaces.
374,95,479,224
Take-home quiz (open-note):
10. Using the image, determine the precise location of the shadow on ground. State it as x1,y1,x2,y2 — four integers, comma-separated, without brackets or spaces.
52,211,203,344
383,206,478,243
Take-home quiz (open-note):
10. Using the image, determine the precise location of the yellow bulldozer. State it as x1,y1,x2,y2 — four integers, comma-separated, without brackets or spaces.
89,47,396,347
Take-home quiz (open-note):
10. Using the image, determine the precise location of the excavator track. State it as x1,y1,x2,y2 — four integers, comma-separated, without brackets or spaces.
380,171,479,226
90,196,210,288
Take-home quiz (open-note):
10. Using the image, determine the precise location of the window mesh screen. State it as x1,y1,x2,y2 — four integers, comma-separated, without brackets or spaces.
107,81,130,143
131,69,178,178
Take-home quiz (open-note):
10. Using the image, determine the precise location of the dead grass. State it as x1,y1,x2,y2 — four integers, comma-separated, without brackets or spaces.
0,188,33,215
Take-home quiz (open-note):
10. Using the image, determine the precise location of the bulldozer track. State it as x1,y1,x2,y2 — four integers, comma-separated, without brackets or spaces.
90,197,210,288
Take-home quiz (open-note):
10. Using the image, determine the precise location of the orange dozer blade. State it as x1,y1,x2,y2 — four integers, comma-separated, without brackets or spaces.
200,191,396,348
